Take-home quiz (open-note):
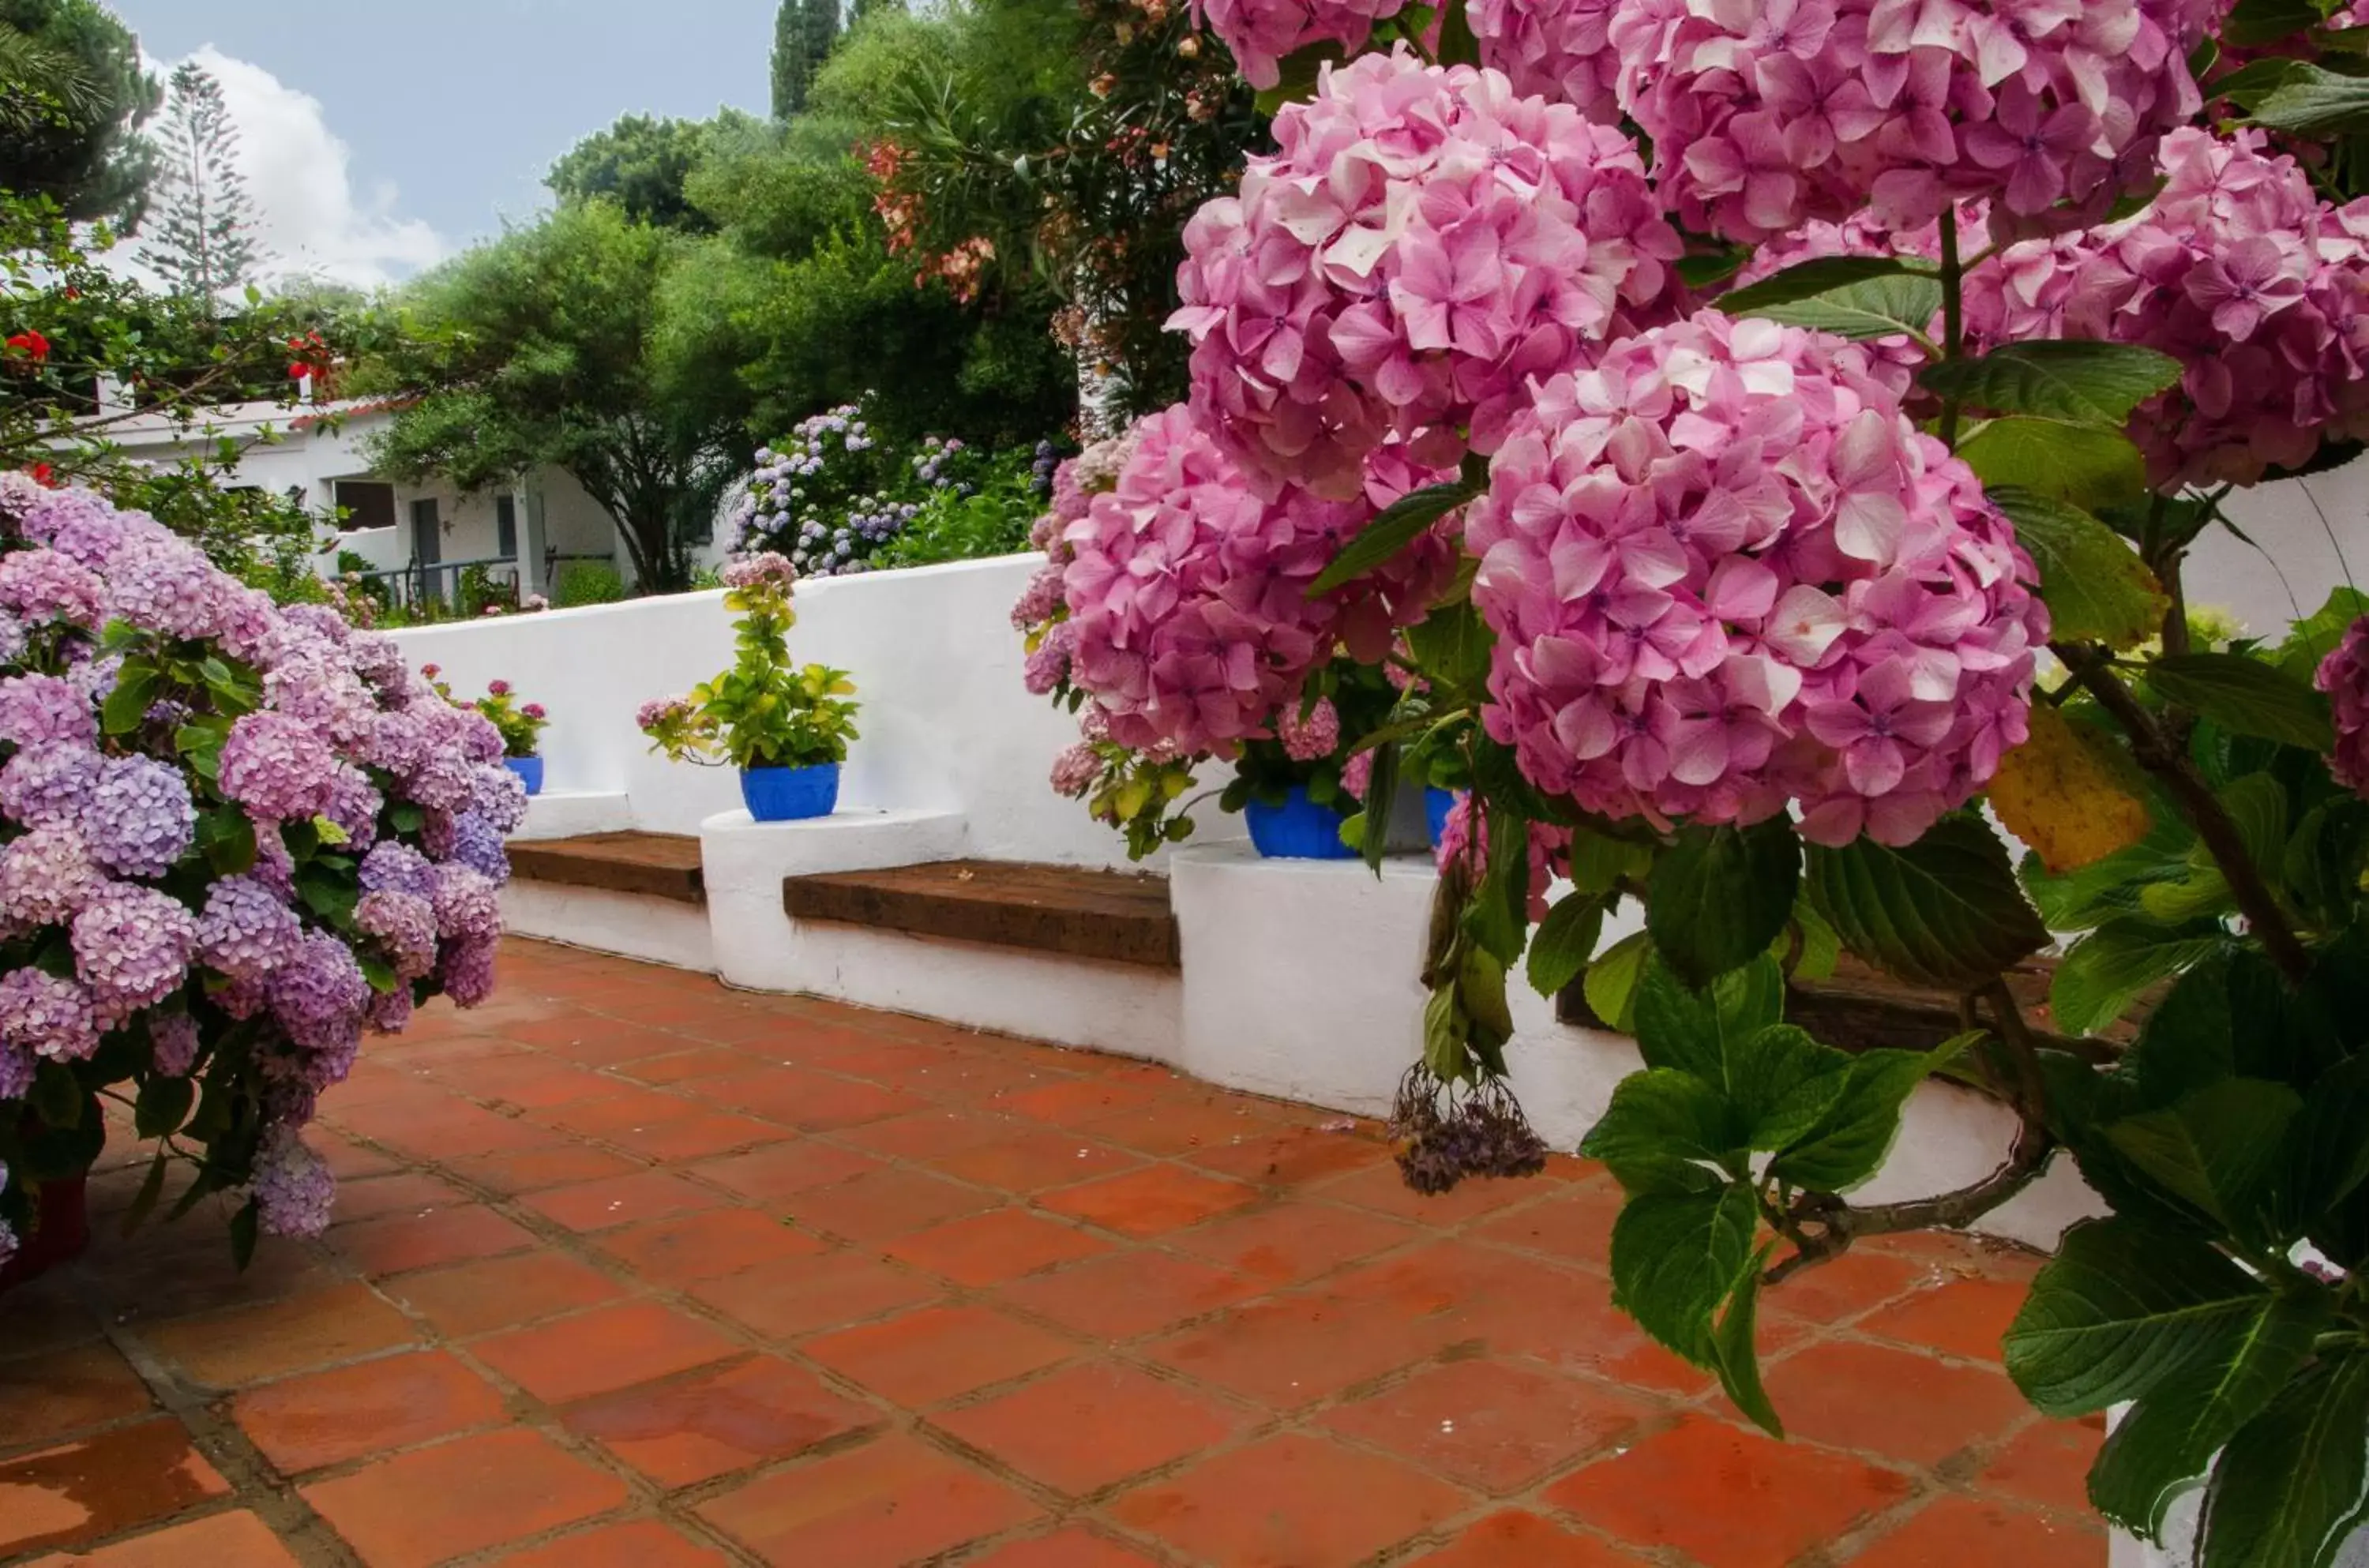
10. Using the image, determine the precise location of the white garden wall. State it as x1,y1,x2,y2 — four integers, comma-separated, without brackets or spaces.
390,555,1241,866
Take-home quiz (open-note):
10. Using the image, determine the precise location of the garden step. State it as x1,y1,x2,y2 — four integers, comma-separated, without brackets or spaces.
507,831,706,906
781,860,1179,969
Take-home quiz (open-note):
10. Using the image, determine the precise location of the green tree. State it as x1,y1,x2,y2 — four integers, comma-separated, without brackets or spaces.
0,0,158,225
138,61,265,307
770,0,842,119
546,111,757,232
364,202,752,593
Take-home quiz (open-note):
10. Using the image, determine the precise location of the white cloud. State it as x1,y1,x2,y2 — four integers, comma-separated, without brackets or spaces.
141,47,449,291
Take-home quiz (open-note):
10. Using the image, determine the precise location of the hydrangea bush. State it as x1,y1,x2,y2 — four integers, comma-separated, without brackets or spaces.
0,479,513,1275
1016,2,2369,1558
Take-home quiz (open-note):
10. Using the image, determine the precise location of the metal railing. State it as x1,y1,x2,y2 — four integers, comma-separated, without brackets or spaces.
345,550,621,615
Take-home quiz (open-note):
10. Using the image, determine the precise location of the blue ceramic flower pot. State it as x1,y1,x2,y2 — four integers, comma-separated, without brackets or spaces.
1245,785,1356,860
741,761,840,822
1425,787,1456,848
505,755,544,796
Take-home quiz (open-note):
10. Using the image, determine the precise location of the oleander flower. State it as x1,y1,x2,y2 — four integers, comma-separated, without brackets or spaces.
1608,0,2225,243
0,968,97,1062
71,883,198,1016
0,740,101,828
1169,51,1682,498
86,755,197,877
1962,128,2369,487
218,712,338,821
2318,613,2369,797
1466,310,2045,846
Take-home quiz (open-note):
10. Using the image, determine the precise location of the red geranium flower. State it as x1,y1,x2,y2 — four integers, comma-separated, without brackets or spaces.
6,331,50,364
25,463,58,488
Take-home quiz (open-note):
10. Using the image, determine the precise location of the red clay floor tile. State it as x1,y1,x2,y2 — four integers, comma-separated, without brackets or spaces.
0,1419,231,1558
485,1519,736,1566
787,1165,1001,1243
1403,1511,1652,1568
327,1204,536,1277
142,1281,419,1388
932,1360,1248,1495
689,1139,885,1202
1037,1165,1260,1238
0,1341,156,1446
561,1353,877,1487
802,1303,1075,1407
691,1251,941,1341
1318,1357,1659,1494
17,1509,303,1567
522,1170,728,1232
696,1431,1041,1567
231,1349,509,1473
1858,1276,2032,1362
884,1208,1113,1286
472,1302,744,1405
1541,1414,1916,1568
962,1526,1172,1568
1758,1340,2033,1468
1980,1416,2107,1516
1109,1431,1470,1568
379,1251,629,1339
1847,1495,2104,1568
996,1250,1261,1341
593,1207,826,1285
301,1427,630,1568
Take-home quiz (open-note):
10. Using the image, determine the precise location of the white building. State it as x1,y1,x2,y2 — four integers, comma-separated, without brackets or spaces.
87,381,686,607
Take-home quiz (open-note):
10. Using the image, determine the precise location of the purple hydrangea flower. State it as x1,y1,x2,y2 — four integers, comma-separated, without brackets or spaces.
321,764,381,852
280,603,351,645
0,1216,14,1274
87,755,197,877
265,651,378,748
107,540,224,640
195,876,302,981
0,741,101,828
0,673,95,747
356,890,437,980
72,883,197,1015
62,650,119,703
0,824,101,928
359,842,437,902
251,1129,336,1239
429,864,501,943
0,1041,32,1098
250,822,295,898
447,812,509,884
442,936,498,1007
218,712,337,821
470,764,527,836
267,931,369,1053
0,968,99,1061
403,751,475,812
150,1011,199,1078
0,547,105,626
0,610,28,663
366,985,413,1033
363,708,434,775
345,632,407,691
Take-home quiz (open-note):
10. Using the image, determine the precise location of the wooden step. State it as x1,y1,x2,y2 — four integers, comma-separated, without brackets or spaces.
508,831,706,906
783,860,1179,969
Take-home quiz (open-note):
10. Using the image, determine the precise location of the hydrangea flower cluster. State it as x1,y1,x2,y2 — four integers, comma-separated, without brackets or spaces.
1051,405,1454,756
1962,128,2369,486
730,404,986,577
1466,312,2045,846
1169,51,1682,499
2318,613,2369,797
1192,0,1413,90
0,482,515,1255
1609,0,2225,242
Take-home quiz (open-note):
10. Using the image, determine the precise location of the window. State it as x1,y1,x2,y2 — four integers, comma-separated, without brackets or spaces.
496,495,518,559
333,481,396,531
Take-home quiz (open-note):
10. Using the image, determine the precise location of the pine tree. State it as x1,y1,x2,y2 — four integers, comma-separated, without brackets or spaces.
769,0,841,119
137,62,264,307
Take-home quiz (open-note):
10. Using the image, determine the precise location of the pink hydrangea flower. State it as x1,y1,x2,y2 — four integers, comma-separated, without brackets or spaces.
71,883,198,1017
1057,405,1453,757
1962,128,2369,487
0,547,105,626
1192,0,1414,90
2318,613,2369,797
1609,0,2224,242
1278,697,1342,760
0,967,99,1062
1465,310,2045,847
1169,51,1681,498
1433,793,1568,920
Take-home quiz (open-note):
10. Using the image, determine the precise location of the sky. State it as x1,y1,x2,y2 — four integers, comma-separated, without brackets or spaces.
107,0,781,287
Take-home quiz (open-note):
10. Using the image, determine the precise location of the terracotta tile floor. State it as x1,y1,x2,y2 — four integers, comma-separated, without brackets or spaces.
0,939,2106,1568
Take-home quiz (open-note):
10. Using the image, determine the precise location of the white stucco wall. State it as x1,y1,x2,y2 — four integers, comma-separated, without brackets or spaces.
2196,456,2369,636
389,553,1239,867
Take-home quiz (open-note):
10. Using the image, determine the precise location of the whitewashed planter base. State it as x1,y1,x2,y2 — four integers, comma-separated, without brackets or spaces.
512,790,632,842
499,878,712,973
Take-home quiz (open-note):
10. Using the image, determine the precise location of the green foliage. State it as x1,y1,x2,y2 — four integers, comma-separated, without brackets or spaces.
1987,487,2171,648
873,446,1045,568
552,559,626,607
772,0,845,118
548,111,760,231
364,201,750,592
1803,817,2052,990
1645,821,1800,989
137,61,263,304
639,574,859,770
0,0,159,225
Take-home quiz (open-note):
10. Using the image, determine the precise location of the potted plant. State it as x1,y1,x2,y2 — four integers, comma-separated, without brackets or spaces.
637,553,858,822
475,681,549,796
0,478,516,1286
